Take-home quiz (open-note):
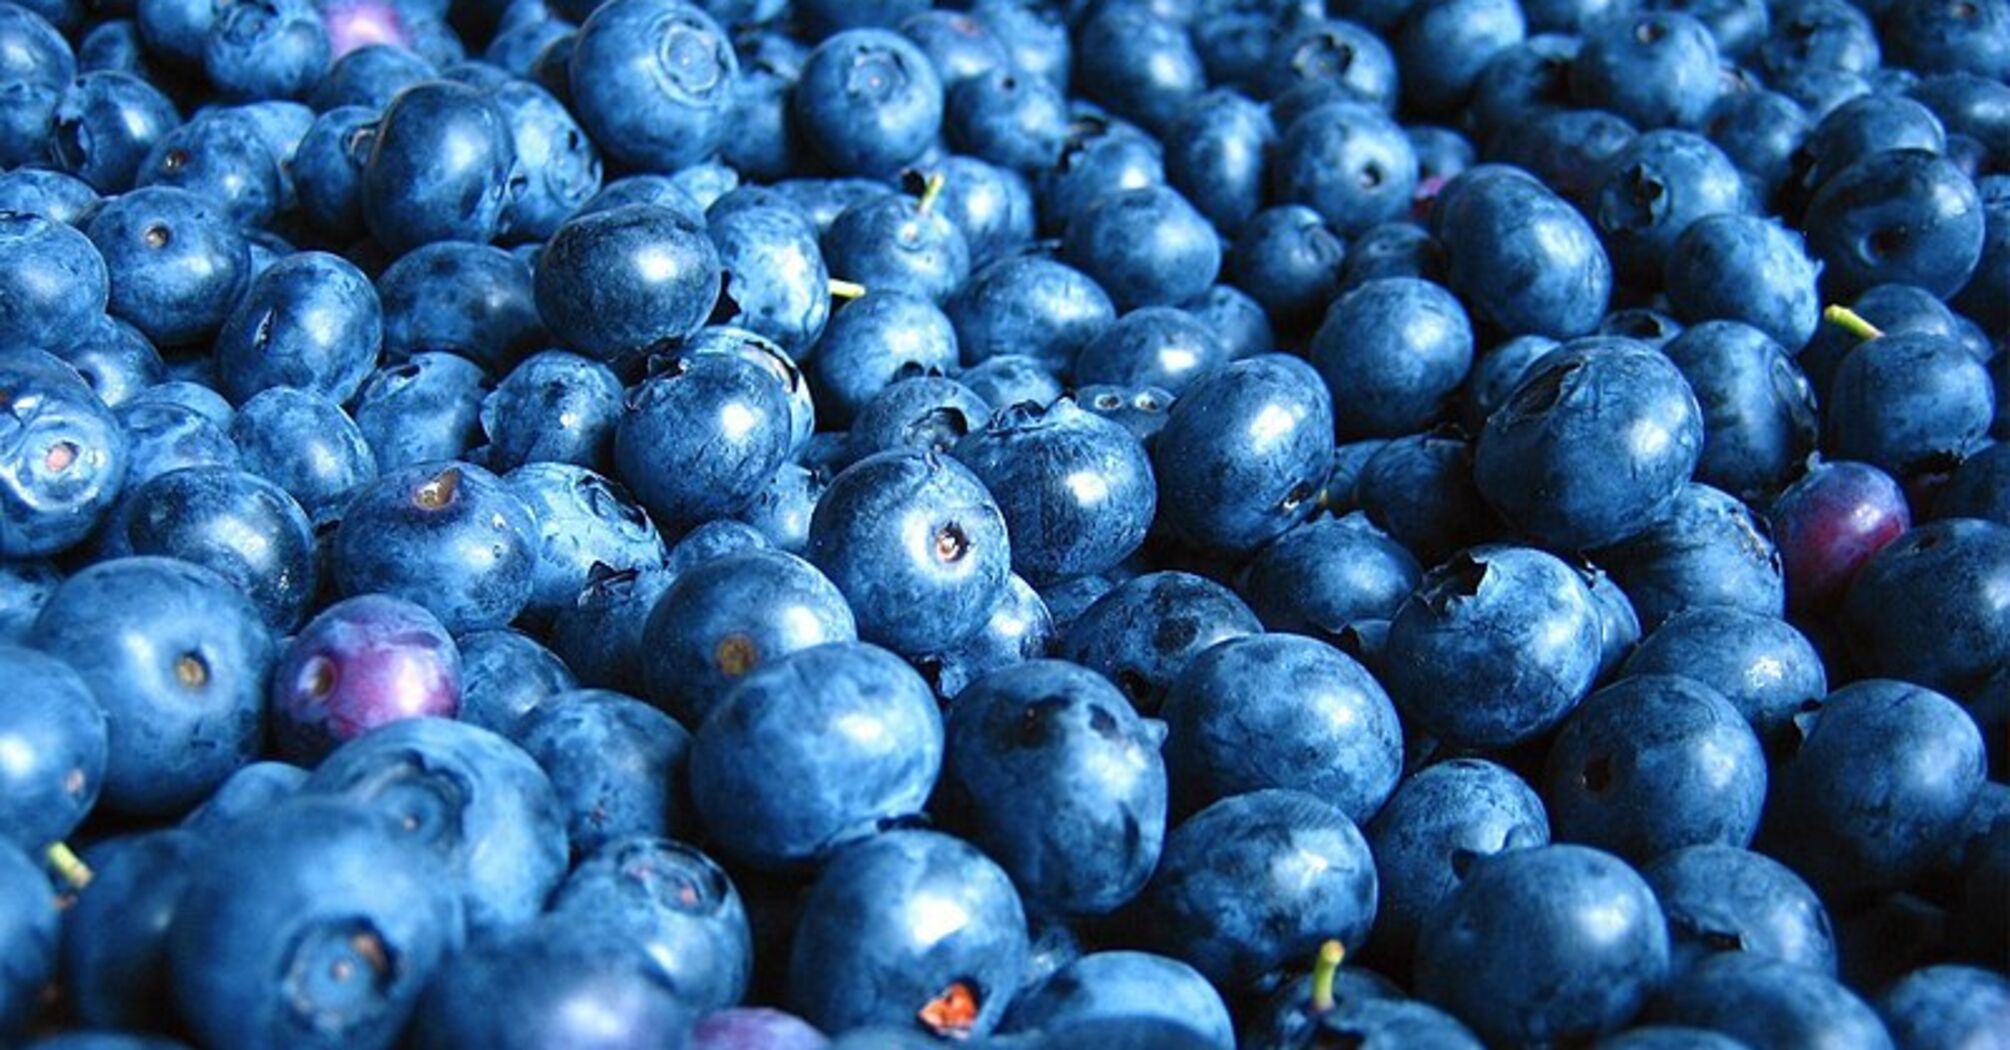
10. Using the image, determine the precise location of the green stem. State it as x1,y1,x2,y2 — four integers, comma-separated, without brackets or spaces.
1309,939,1344,1013
829,278,867,300
1824,304,1884,342
46,842,91,891
916,172,946,215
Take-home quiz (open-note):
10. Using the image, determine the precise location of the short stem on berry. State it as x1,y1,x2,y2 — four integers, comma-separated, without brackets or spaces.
829,278,867,300
1823,304,1884,342
916,172,946,215
1309,939,1345,1014
46,842,92,891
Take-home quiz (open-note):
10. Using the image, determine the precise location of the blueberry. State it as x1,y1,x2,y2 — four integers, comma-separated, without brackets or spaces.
0,169,98,225
536,202,723,367
1661,321,1819,497
0,211,107,356
1312,277,1475,439
292,105,376,236
1058,570,1260,714
708,202,831,357
641,548,856,728
1805,149,1985,298
1641,844,1837,977
311,43,432,108
546,836,751,1014
786,829,1027,1039
999,951,1233,1049
333,460,538,631
1354,429,1500,565
1644,952,1893,1050
360,79,515,253
793,29,941,177
0,644,104,853
1877,965,2010,1050
1882,0,2010,79
690,642,940,868
166,798,463,1050
565,0,733,173
1436,167,1612,338
1261,16,1400,112
1152,354,1335,557
1665,214,1824,353
214,251,382,405
478,350,623,472
1622,606,1827,754
926,155,1035,267
1061,184,1221,312
107,466,318,630
1035,113,1164,236
352,351,489,468
850,374,990,460
1595,481,1785,631
508,462,664,615
1073,305,1227,396
615,352,794,533
692,1008,826,1050
1767,457,1912,611
1476,338,1704,551
822,185,971,304
1823,331,1993,480
1497,108,1643,206
0,350,129,559
86,185,251,349
548,564,674,693
49,72,181,193
1417,844,1669,1046
1573,11,1723,130
1704,89,1812,205
1385,546,1604,749
942,658,1166,916
516,688,694,853
58,830,197,1032
1073,5,1201,134
1163,89,1273,237
1273,101,1418,237
0,838,55,1038
47,317,163,412
377,240,544,374
912,571,1052,699
1396,0,1526,116
1142,789,1377,988
0,562,60,644
947,65,1067,172
1840,517,2010,697
1228,205,1346,337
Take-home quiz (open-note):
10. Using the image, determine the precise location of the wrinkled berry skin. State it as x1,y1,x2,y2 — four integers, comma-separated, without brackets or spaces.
1152,355,1335,558
535,203,723,367
1416,845,1669,1047
1761,678,1986,900
333,461,539,634
787,830,1027,1038
952,398,1155,584
1383,546,1604,750
690,642,942,870
0,350,128,559
361,80,516,254
942,659,1167,917
808,450,1010,656
271,594,461,764
1141,789,1378,989
1476,337,1704,552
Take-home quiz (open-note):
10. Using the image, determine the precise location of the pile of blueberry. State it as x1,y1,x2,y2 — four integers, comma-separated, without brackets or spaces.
0,0,2006,1043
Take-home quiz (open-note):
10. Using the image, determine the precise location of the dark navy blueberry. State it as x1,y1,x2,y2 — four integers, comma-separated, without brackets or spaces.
849,374,990,459
1664,214,1823,352
1073,4,1202,134
1645,952,1893,1050
1242,513,1420,640
1878,965,2010,1050
1641,845,1836,977
1496,108,1642,207
548,565,674,693
1761,678,1986,898
1035,113,1165,236
1802,282,1965,400
1336,221,1443,294
947,65,1066,171
1571,11,1722,129
655,325,815,459
214,251,381,406
537,202,723,366
614,352,793,534
453,627,574,737
303,717,567,933
641,548,855,728
1540,674,1766,862
360,79,514,253
201,0,329,100
708,203,831,357
477,350,622,472
377,239,544,374
1622,607,1827,755
566,0,732,172
1142,789,1377,988
516,689,693,853
1152,354,1334,557
486,77,599,242
1000,951,1232,1049
1259,16,1399,112
942,658,1166,916
29,557,269,816
1597,307,1686,350
508,463,665,614
1075,384,1174,447
1061,185,1220,312
0,562,59,644
48,72,180,193
1311,277,1473,439
1365,758,1549,962
1590,130,1747,287
1596,482,1785,630
823,189,970,304
0,350,128,559
806,450,1009,655
1476,337,1704,551
1396,0,1525,115
1805,149,1985,298
927,155,1034,268
1384,546,1603,749
1163,88,1273,236
721,30,803,182
1662,321,1818,498
1416,845,1669,1047
86,185,250,349
1436,167,1612,338
944,257,1114,376
333,460,537,632
107,466,317,630
952,398,1154,583
1227,205,1345,337
1953,174,2008,334
0,645,104,851
912,571,1052,699
1884,0,2010,78
1468,34,1578,139
736,462,825,554
351,353,489,470
1163,633,1401,824
576,174,704,224
1704,89,1811,205
1058,571,1260,714
959,353,1062,413
413,917,685,1050
1841,517,2010,696
1824,331,1993,479
291,105,375,236
1272,102,1416,237
1936,441,2010,525
0,211,106,356
310,43,432,109
544,835,750,1013
691,642,939,869
787,829,1027,1039
793,28,941,177
229,388,374,522
59,829,196,1032
1799,94,1949,198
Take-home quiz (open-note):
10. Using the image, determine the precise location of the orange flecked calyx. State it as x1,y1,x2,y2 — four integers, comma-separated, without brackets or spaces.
919,981,980,1038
